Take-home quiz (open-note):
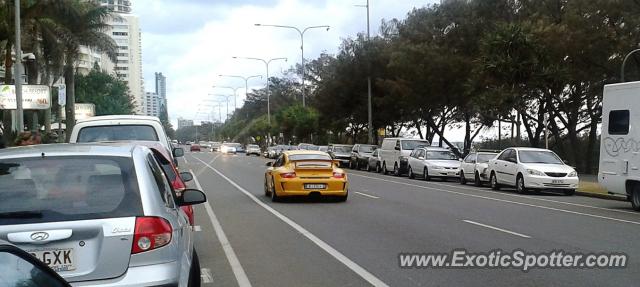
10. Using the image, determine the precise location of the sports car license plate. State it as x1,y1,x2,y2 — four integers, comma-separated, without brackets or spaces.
28,248,76,272
304,183,327,190
552,179,564,184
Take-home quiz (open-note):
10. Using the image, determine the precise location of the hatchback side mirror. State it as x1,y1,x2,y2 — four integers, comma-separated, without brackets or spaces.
179,189,207,206
173,147,184,158
180,171,194,182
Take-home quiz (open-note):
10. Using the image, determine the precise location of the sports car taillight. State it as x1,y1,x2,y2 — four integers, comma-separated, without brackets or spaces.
131,217,172,254
333,172,345,178
281,172,297,178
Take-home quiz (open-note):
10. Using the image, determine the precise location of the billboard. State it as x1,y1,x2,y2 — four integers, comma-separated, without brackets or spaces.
0,85,51,109
60,103,96,121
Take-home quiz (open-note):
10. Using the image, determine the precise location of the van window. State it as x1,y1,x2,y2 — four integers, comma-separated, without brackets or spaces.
608,110,629,135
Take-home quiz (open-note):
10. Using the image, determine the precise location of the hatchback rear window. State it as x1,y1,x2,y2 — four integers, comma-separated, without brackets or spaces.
0,156,143,225
77,125,159,142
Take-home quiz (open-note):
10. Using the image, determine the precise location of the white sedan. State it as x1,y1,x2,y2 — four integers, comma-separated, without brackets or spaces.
407,147,461,181
488,147,579,195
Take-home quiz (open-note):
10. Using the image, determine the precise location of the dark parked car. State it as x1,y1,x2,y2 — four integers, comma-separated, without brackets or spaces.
328,144,353,167
350,144,377,169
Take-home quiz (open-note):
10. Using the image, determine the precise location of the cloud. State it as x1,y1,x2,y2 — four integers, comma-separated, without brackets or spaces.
134,0,435,125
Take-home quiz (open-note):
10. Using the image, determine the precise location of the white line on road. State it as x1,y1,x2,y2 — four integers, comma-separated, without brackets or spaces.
355,191,380,199
193,225,202,232
201,268,213,284
463,220,531,238
183,156,189,164
191,168,252,287
349,170,637,215
191,156,389,287
349,173,640,226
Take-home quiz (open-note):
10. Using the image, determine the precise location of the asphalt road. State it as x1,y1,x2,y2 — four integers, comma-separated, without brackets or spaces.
182,151,640,287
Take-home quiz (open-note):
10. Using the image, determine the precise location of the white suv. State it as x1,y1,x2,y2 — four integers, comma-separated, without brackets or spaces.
488,147,579,195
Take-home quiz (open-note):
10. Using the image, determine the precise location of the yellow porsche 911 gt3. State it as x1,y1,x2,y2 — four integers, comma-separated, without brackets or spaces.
264,150,348,202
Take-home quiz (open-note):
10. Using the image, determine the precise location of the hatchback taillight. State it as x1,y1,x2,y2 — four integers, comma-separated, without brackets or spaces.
333,172,345,178
281,172,297,178
131,217,172,254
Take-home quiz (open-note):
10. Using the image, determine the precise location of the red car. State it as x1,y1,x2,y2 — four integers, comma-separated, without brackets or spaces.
190,144,201,152
115,141,196,226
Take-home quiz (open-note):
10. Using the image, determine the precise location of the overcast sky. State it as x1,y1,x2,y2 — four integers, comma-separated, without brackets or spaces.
131,0,437,126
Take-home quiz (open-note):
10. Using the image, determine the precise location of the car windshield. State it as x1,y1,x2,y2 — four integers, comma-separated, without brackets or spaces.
288,154,332,161
332,146,352,153
0,156,142,225
518,150,563,164
402,140,430,150
426,151,458,160
77,125,158,142
477,153,497,163
359,145,376,153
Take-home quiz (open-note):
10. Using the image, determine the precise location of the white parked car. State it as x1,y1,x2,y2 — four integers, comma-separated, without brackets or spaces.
379,138,431,176
460,151,499,186
488,147,579,195
407,147,461,181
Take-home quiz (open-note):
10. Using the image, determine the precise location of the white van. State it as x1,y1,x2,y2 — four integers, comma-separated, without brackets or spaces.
379,137,430,176
599,81,640,210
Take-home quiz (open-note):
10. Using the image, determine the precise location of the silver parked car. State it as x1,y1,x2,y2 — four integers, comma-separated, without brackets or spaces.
0,144,206,287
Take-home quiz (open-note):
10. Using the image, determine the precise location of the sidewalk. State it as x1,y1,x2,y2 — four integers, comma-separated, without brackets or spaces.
577,174,627,201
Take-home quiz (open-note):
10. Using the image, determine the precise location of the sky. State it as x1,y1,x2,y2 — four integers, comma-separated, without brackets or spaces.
132,0,436,127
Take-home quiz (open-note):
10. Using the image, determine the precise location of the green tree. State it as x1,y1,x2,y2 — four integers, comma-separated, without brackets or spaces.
75,65,134,115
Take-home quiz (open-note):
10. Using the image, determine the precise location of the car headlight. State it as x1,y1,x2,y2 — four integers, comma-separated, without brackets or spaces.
568,170,577,177
526,169,544,176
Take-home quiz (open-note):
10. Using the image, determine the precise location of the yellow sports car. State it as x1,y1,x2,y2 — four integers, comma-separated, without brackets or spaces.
264,150,348,202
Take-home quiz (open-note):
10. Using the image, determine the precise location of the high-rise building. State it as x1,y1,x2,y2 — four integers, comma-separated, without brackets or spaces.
99,0,145,115
144,92,162,117
177,118,194,130
154,72,167,119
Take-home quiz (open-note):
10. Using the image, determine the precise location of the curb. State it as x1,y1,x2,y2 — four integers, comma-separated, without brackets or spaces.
576,191,627,202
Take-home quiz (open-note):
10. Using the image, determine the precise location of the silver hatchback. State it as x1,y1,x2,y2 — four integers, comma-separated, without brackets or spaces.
0,144,206,287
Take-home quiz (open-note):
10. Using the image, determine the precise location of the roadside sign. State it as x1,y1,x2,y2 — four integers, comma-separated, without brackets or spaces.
58,84,66,106
60,103,95,121
0,85,51,109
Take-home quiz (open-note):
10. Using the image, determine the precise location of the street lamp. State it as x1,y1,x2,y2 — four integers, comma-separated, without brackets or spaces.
208,93,233,121
217,75,262,110
355,0,374,144
212,85,242,111
254,23,330,107
232,56,287,127
14,0,24,132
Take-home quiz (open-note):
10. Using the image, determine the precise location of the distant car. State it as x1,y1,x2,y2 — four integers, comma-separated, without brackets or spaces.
349,144,377,170
246,144,261,156
488,147,579,195
0,239,72,287
460,150,499,186
264,151,348,202
211,142,222,152
0,144,207,286
297,143,318,150
367,148,383,173
190,144,201,152
327,144,353,167
317,145,328,152
220,143,237,154
407,147,461,181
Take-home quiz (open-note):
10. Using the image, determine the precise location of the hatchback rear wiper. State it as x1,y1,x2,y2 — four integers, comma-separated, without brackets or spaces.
0,211,43,219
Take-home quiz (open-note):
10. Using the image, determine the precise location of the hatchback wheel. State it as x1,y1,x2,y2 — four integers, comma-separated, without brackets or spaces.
460,171,467,185
516,175,526,194
270,178,280,202
408,166,415,179
474,172,482,187
490,172,500,190
264,178,270,197
188,249,201,287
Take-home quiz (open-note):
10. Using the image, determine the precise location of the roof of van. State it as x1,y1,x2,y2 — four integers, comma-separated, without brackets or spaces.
77,115,161,123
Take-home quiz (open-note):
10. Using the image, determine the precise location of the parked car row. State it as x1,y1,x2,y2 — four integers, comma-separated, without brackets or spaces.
0,115,207,287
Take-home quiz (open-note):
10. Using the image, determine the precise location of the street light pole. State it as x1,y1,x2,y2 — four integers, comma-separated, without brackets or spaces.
218,75,262,110
14,0,24,132
254,24,330,107
356,0,374,144
621,48,640,82
212,85,242,111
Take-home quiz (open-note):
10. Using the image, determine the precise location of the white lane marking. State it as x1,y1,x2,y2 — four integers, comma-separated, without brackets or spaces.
349,173,640,226
355,191,380,199
193,225,202,232
463,220,531,239
192,168,252,287
192,156,389,287
349,170,637,215
201,268,213,284
183,156,189,164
